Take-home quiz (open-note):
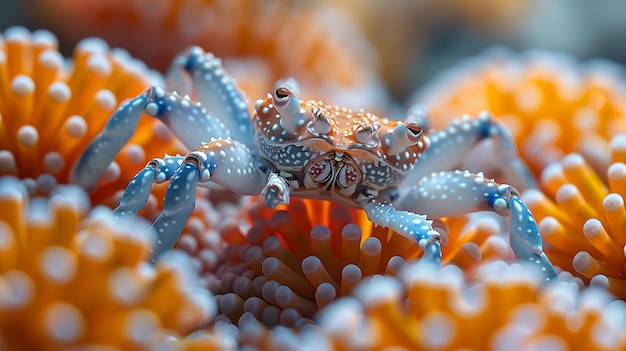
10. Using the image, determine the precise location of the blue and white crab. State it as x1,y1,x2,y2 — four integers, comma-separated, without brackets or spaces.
73,47,558,282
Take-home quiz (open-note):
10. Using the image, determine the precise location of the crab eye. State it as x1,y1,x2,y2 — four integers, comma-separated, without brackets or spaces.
274,87,291,105
406,122,422,141
382,122,424,154
272,85,304,134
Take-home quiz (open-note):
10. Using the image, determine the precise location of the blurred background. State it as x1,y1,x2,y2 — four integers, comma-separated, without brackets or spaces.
1,0,626,104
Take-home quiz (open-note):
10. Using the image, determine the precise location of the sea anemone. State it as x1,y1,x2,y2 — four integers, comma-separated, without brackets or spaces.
0,176,218,350
415,48,626,177
522,134,626,300
210,197,422,328
27,0,388,110
203,196,521,335
318,261,626,350
0,26,182,204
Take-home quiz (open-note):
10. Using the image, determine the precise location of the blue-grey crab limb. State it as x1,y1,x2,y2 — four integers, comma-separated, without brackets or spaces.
401,112,536,192
508,197,558,281
121,138,268,261
71,92,148,190
361,199,442,266
144,87,232,151
165,46,253,146
397,170,558,282
112,155,184,219
72,47,251,192
150,161,199,262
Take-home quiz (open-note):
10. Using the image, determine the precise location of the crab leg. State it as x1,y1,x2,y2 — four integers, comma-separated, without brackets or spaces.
362,199,442,266
397,170,558,282
112,155,184,219
110,154,201,263
144,87,232,151
402,112,536,191
71,91,148,190
72,82,237,191
144,139,266,261
165,46,253,146
150,160,200,262
508,197,558,282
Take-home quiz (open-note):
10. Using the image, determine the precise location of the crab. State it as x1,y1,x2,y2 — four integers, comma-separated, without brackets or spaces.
73,46,558,282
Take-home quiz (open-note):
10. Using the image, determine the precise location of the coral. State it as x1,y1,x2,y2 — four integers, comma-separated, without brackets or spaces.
0,176,218,350
416,48,626,178
203,196,520,334
318,261,626,351
522,134,626,299
0,27,182,204
209,197,422,328
437,214,516,275
4,6,626,350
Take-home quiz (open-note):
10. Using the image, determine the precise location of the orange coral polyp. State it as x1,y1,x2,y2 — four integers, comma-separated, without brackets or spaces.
207,196,524,331
0,27,182,204
208,197,424,327
522,135,626,299
0,177,216,350
29,0,387,110
418,49,626,177
319,262,626,351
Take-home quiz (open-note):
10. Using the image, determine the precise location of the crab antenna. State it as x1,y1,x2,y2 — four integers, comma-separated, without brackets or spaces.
382,122,423,154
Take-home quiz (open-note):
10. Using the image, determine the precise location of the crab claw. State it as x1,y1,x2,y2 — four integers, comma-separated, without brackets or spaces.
509,197,558,282
381,122,423,154
262,172,291,208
